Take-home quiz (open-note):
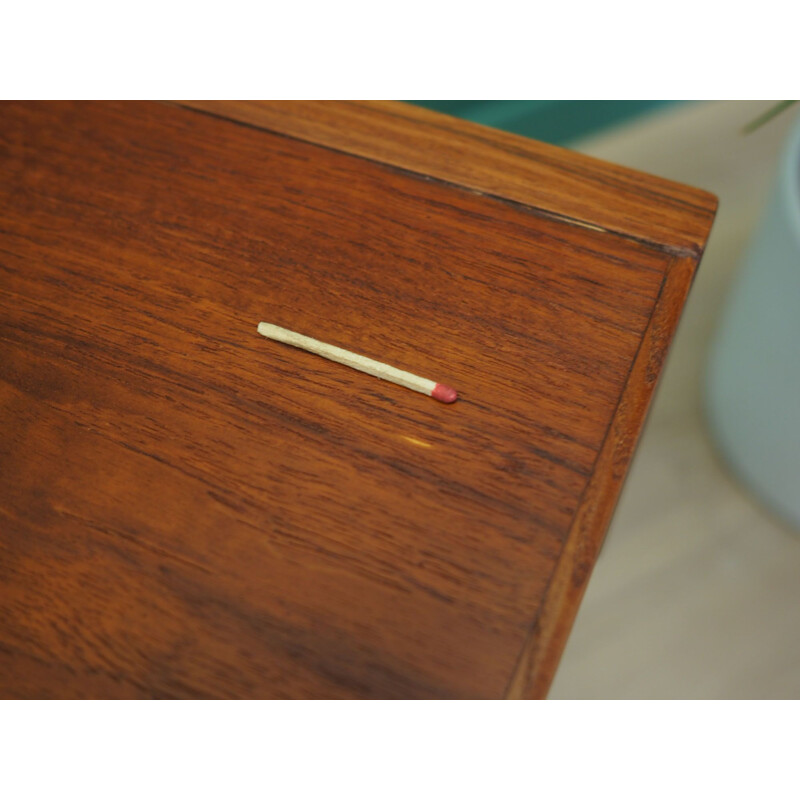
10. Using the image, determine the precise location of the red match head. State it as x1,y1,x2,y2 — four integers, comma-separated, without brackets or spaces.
432,383,458,404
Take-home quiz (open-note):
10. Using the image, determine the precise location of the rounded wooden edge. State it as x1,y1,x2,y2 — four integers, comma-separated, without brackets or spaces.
504,256,698,699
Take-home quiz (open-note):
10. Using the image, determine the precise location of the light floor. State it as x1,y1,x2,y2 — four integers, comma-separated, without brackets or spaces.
548,101,800,699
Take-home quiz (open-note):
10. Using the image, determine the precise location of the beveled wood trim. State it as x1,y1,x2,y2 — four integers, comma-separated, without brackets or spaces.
505,255,697,698
176,100,718,256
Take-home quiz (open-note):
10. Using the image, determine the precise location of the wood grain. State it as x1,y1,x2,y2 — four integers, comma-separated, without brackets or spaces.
0,101,716,698
177,100,717,257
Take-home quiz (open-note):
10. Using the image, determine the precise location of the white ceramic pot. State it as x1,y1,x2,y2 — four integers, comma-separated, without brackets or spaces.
706,113,800,529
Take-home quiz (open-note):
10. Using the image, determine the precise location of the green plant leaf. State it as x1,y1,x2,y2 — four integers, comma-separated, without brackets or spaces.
742,101,798,134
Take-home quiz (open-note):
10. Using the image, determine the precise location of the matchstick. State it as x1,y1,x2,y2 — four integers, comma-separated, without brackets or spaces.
257,322,458,404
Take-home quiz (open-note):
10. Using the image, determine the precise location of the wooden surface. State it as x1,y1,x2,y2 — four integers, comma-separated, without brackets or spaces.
179,100,716,256
0,101,716,698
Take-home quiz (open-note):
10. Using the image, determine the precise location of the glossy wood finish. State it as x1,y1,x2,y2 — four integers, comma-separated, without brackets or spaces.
0,101,716,698
179,100,716,256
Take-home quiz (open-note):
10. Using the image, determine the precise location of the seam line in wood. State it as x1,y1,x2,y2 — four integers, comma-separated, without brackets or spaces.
170,102,707,260
345,101,716,218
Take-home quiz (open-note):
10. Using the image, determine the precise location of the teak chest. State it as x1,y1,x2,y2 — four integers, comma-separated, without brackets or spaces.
0,101,717,698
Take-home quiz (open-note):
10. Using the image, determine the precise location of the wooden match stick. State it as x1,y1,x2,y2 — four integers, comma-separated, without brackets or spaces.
257,322,458,404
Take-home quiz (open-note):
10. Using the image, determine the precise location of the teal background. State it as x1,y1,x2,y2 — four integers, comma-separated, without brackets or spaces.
409,101,680,145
